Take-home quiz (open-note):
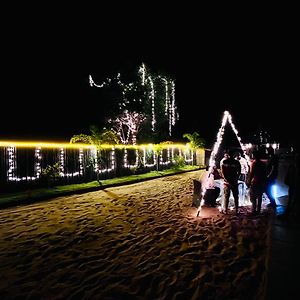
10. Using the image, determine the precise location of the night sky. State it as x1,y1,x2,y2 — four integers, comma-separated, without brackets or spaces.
1,13,298,148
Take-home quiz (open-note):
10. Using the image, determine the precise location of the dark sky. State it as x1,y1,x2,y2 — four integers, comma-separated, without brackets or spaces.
1,12,298,148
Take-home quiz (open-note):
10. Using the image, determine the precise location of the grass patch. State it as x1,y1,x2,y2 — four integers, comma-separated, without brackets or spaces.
0,165,202,209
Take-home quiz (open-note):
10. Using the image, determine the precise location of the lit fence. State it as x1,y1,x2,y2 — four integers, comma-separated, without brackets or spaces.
0,141,196,189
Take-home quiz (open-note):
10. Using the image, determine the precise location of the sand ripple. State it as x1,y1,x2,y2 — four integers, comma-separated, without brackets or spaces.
0,170,271,299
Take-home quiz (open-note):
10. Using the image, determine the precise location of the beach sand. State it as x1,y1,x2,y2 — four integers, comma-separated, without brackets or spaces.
0,170,272,299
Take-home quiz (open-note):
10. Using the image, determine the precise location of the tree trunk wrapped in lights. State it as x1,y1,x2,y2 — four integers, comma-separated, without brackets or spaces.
89,63,178,144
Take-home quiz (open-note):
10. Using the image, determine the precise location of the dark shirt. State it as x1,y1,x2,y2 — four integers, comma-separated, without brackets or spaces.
221,158,241,185
249,159,267,187
284,162,296,189
267,155,279,181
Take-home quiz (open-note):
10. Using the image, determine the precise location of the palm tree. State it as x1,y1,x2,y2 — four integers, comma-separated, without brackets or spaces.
70,126,120,184
183,132,205,149
70,125,120,145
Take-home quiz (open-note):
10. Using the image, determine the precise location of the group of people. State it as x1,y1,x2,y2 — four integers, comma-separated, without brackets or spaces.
203,148,280,215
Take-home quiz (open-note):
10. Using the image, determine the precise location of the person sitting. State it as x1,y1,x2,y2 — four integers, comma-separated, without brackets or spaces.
202,166,221,207
192,179,202,208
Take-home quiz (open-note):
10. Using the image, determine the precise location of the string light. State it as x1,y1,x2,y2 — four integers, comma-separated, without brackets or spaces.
2,142,193,182
35,147,42,178
79,148,84,175
7,146,16,181
59,148,65,176
90,63,178,139
139,63,146,85
198,110,251,217
171,81,176,126
148,76,156,131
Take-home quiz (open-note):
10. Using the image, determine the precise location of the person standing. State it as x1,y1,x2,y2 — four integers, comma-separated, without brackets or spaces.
235,152,249,182
266,152,279,207
278,148,299,220
220,152,230,168
235,151,249,205
221,150,241,214
247,150,267,214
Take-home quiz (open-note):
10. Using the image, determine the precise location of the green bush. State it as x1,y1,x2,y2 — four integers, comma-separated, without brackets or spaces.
42,163,61,187
172,155,185,168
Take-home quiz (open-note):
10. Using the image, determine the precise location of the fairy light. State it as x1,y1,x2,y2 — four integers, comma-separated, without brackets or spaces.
92,147,116,174
153,150,157,166
35,147,42,178
196,199,205,217
179,148,183,158
6,146,43,181
135,149,139,167
124,149,128,168
171,81,176,126
89,73,123,88
199,110,250,216
160,150,164,165
208,112,229,167
98,148,116,174
123,148,139,168
2,142,190,182
59,148,65,176
90,64,178,138
208,110,250,167
171,147,175,163
160,147,175,165
79,148,84,175
227,111,250,162
7,146,16,181
148,76,156,131
183,144,193,164
92,147,99,173
139,63,146,85
111,147,115,170
142,147,146,166
142,144,156,167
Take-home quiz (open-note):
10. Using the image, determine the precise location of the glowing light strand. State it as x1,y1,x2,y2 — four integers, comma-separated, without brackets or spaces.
198,111,250,217
7,146,43,181
90,64,178,138
171,81,176,126
148,76,156,131
139,63,146,86
7,146,16,181
35,147,42,178
3,143,193,182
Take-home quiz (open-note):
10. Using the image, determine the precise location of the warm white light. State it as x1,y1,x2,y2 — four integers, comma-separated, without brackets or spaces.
90,64,178,140
200,110,251,216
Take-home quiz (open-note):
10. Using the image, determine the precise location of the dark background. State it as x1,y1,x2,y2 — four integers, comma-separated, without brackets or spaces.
1,9,298,148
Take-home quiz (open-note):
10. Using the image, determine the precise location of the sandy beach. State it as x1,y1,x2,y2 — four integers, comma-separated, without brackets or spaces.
0,170,272,299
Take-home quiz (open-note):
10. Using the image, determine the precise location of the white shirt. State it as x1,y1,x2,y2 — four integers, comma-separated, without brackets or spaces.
236,157,249,175
200,171,215,189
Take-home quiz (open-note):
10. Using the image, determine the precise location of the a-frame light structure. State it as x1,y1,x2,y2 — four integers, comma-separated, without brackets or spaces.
197,110,250,216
